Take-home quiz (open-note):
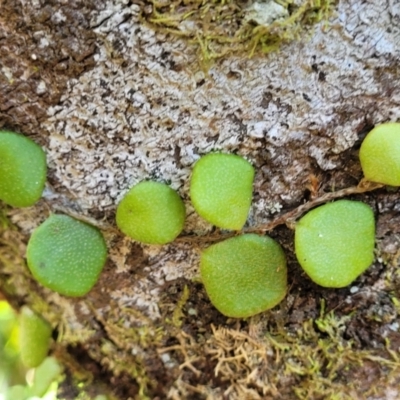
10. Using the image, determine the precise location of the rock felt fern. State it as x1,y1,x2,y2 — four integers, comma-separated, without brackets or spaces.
27,214,107,297
18,306,52,368
200,234,287,318
2,126,392,319
359,122,400,186
294,200,375,288
116,181,186,245
0,130,47,207
190,153,255,230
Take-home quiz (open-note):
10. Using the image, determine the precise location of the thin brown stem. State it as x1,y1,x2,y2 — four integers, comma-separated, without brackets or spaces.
246,180,383,233
177,180,384,244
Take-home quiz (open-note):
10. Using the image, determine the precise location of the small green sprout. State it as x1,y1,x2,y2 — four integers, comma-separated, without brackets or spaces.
295,200,375,288
200,234,287,318
18,306,52,368
190,153,255,230
27,214,107,297
116,181,186,244
359,122,400,186
28,356,63,397
0,130,47,207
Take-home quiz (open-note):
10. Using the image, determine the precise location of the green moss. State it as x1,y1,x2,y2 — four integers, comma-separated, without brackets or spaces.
172,284,190,327
143,0,336,64
204,300,400,399
0,207,11,230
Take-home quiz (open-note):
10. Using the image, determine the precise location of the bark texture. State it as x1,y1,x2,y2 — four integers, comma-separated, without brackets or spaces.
1,0,400,399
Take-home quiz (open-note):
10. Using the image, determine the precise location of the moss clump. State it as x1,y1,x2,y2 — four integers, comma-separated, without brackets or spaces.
144,0,336,63
201,304,400,399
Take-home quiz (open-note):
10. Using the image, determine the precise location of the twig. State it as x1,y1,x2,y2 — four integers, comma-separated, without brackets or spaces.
177,180,384,244
247,180,383,233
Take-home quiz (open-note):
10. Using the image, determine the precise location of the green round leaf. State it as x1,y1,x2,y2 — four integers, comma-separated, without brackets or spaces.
30,356,63,397
116,181,186,244
27,214,108,297
0,130,47,207
190,153,255,230
6,385,29,400
18,306,52,368
200,234,287,318
295,200,375,288
359,122,400,186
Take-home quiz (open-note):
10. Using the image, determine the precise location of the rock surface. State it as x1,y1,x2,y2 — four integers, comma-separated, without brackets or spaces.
1,0,400,398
